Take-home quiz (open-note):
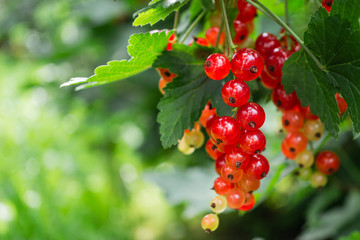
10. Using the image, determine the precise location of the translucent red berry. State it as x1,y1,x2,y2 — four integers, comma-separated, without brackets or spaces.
255,32,282,57
322,0,334,13
231,48,264,81
233,20,249,45
205,139,223,160
260,67,281,89
283,131,308,156
236,102,266,130
215,154,227,175
298,105,319,120
265,47,288,79
205,53,231,80
236,1,257,23
205,27,225,46
272,84,298,111
221,79,251,107
191,37,209,47
226,188,246,209
238,129,266,154
245,154,270,180
238,192,255,211
281,140,297,160
211,116,241,145
199,103,217,127
238,175,260,192
225,147,249,170
316,151,340,175
221,164,244,183
281,110,304,132
157,68,177,82
335,93,347,115
213,177,232,195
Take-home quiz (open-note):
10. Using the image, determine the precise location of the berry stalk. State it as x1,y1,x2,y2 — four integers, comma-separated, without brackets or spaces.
179,9,207,44
245,0,324,70
220,0,236,55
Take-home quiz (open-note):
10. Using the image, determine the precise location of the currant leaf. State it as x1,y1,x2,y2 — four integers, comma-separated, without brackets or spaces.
153,44,232,148
200,0,215,11
133,0,189,27
282,4,360,137
61,31,172,90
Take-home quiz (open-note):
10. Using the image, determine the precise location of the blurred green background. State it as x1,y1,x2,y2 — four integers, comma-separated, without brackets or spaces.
0,0,359,239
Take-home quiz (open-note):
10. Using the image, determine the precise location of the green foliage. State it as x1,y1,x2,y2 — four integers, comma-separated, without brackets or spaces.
282,1,360,137
133,0,190,26
153,44,232,148
200,0,215,11
61,31,173,90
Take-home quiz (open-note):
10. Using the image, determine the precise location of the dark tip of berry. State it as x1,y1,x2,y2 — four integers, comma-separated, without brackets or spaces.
249,191,253,194
228,174,234,180
235,162,241,168
326,0,332,6
329,168,334,173
248,121,256,128
211,144,217,151
279,129,283,133
205,60,211,67
268,65,275,72
254,150,261,154
284,119,290,126
210,203,216,208
229,97,236,104
299,164,303,168
315,132,321,138
254,12,258,17
193,36,198,41
216,139,223,145
294,171,299,176
209,102,213,109
164,71,171,77
250,66,258,73
261,172,266,178
276,100,282,106
317,187,323,191
240,35,245,40
289,147,296,153
205,229,211,234
211,186,214,190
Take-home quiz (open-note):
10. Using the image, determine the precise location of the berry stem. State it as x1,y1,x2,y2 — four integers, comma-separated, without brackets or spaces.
179,9,207,44
173,11,179,30
231,107,238,118
220,0,236,55
215,17,225,48
245,0,324,70
283,0,291,51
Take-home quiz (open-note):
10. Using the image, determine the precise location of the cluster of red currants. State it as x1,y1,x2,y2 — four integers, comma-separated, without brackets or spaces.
254,30,345,189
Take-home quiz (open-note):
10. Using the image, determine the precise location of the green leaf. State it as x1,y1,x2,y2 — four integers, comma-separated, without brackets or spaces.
282,3,360,137
133,0,189,27
61,31,172,90
331,0,360,29
200,0,214,11
153,44,232,148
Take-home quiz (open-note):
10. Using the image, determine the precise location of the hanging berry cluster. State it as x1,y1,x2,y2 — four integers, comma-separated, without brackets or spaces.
153,0,346,234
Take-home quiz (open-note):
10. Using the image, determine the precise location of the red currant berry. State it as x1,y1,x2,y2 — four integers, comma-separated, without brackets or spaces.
265,47,288,79
226,188,246,209
238,192,255,211
204,53,231,80
211,138,237,153
211,116,241,145
215,154,227,175
335,93,347,115
245,154,270,180
236,102,266,130
279,29,301,53
221,164,244,183
236,1,257,23
233,20,249,45
157,68,177,82
282,110,304,132
158,78,167,95
316,151,340,175
167,33,176,51
272,84,298,111
322,0,334,13
238,175,260,192
190,37,209,47
221,79,251,107
281,140,297,160
260,67,281,89
231,48,264,81
205,27,225,46
213,177,232,195
283,131,308,156
238,129,266,154
225,147,249,170
205,139,223,160
255,32,282,57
